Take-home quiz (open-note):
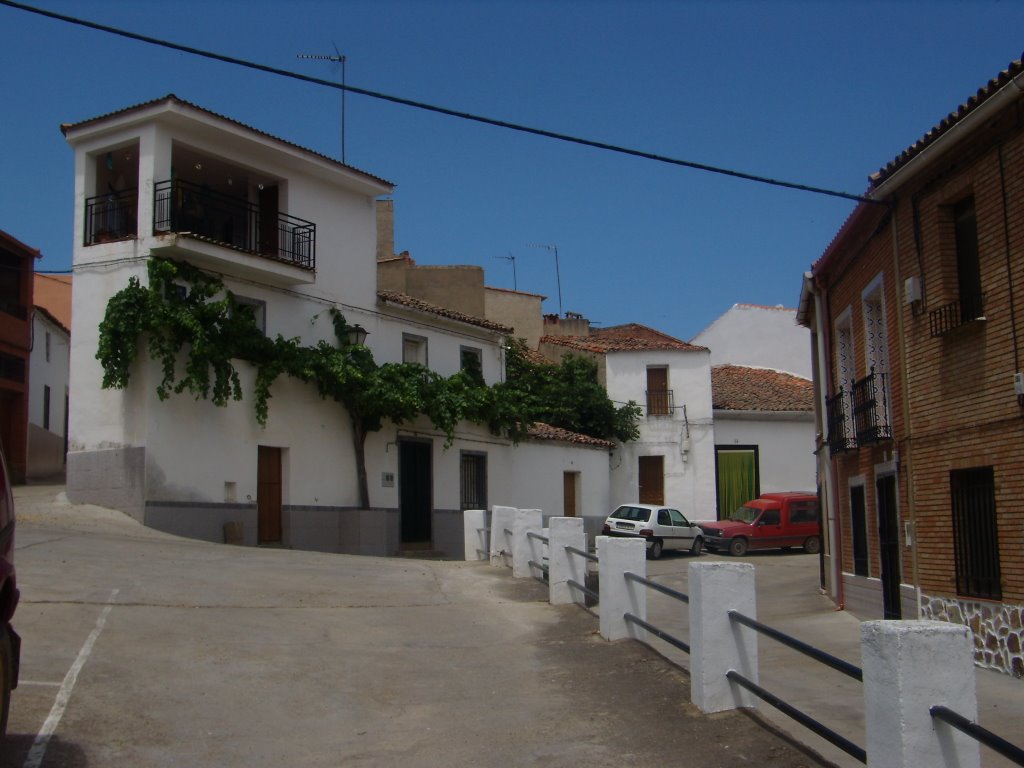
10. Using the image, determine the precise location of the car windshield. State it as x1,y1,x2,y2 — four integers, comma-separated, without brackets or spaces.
727,505,761,524
609,506,651,522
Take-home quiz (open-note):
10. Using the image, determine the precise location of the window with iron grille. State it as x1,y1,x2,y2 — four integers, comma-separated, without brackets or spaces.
460,452,487,511
950,467,1001,600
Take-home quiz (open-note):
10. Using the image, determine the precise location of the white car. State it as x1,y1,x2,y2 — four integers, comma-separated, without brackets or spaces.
601,504,704,559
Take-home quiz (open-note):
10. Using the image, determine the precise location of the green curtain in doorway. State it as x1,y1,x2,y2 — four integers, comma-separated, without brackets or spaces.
717,450,757,519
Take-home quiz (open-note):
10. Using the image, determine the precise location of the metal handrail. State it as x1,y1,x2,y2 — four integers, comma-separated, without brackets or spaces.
567,579,599,603
728,610,862,681
727,671,866,763
565,545,598,563
930,706,1024,765
624,572,689,603
623,613,689,654
527,531,549,544
503,528,513,538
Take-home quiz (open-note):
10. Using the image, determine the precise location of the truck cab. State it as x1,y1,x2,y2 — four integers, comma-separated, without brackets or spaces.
699,492,820,557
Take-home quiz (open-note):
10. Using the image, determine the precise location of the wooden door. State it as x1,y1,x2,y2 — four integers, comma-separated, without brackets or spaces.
646,367,669,415
638,456,664,505
563,472,578,517
257,446,282,544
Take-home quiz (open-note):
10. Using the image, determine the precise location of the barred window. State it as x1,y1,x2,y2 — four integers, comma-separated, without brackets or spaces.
950,467,1001,600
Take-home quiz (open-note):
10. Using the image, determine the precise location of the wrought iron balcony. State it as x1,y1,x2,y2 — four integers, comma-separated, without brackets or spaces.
646,389,674,416
929,293,986,337
852,368,892,444
825,390,856,455
152,179,316,270
84,188,138,245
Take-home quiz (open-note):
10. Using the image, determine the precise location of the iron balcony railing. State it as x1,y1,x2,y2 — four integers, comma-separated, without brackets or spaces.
929,293,986,337
825,390,857,455
646,389,674,416
84,188,138,245
153,179,316,270
852,368,892,444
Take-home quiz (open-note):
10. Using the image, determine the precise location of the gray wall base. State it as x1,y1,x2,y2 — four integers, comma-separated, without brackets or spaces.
67,447,146,521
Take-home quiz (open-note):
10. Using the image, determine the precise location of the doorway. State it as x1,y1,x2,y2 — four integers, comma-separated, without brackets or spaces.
257,446,282,544
400,441,432,546
876,474,901,619
563,472,579,516
258,184,279,256
638,456,664,505
715,446,759,518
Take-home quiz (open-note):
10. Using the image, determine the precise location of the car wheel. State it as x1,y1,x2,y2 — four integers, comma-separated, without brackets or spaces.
803,536,821,555
648,539,663,559
728,538,748,557
690,537,703,556
0,628,11,738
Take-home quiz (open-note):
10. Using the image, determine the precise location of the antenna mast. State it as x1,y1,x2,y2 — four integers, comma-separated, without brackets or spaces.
493,251,517,290
529,243,562,316
297,46,347,163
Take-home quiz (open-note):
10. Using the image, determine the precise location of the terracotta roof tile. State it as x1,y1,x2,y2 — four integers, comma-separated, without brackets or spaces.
870,53,1024,188
377,290,511,334
61,94,393,189
711,365,813,412
542,334,707,354
33,274,72,331
526,422,615,450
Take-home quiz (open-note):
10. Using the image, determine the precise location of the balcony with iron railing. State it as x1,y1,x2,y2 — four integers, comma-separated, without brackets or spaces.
646,389,674,416
851,368,892,445
152,179,316,271
825,391,857,455
929,293,986,337
84,188,138,245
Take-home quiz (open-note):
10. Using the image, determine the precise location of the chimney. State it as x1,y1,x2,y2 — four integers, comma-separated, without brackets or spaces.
376,199,395,262
543,312,591,337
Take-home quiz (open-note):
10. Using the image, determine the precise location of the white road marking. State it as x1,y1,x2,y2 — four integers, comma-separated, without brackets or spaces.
16,681,62,687
22,589,119,768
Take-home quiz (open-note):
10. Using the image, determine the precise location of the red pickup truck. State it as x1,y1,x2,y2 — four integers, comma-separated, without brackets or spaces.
0,446,21,736
699,492,820,557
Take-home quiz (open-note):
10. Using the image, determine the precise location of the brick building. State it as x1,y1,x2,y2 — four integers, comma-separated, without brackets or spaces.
798,54,1024,677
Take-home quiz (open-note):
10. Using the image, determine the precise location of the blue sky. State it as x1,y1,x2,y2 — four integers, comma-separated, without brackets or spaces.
1,0,1022,341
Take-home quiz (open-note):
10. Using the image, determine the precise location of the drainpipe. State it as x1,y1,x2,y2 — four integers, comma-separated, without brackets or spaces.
889,205,922,616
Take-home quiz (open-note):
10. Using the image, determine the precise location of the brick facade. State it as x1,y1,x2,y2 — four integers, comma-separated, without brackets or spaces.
802,59,1024,677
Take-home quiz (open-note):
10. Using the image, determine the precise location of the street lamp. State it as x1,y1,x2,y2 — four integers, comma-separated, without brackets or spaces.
347,324,369,346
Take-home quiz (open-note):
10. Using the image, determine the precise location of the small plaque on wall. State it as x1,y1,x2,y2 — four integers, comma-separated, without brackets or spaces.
381,472,395,487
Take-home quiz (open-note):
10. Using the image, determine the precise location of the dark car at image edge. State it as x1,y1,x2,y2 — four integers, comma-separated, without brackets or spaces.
0,446,21,737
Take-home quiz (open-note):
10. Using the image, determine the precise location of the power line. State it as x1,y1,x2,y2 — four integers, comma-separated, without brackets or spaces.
0,0,886,206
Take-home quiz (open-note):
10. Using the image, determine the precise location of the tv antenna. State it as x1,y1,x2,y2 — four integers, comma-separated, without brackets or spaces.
529,243,562,316
297,44,347,163
494,251,517,290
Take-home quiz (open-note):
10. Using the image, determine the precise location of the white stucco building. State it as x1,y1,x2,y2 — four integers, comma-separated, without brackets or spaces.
692,304,815,517
27,281,70,480
62,95,610,556
540,321,717,526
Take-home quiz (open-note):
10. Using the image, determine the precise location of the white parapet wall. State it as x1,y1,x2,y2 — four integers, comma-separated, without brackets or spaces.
511,508,543,579
548,517,587,606
597,536,647,642
463,509,489,561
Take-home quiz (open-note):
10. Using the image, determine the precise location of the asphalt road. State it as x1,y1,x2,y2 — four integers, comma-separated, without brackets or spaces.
2,486,826,768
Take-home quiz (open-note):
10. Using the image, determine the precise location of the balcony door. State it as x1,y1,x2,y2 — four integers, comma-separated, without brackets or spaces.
638,456,664,505
258,184,279,256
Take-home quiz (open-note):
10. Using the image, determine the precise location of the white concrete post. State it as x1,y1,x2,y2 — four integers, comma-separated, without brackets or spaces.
512,509,544,579
489,505,517,567
597,536,647,642
689,561,757,713
462,509,489,561
862,620,980,768
548,517,586,605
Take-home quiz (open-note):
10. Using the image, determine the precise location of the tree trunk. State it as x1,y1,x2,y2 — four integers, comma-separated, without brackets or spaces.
352,417,370,510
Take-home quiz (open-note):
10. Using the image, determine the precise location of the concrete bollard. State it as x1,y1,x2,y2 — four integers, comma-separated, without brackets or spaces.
862,620,980,768
489,505,517,566
512,509,544,578
597,536,647,642
462,509,489,561
548,517,587,605
689,561,757,713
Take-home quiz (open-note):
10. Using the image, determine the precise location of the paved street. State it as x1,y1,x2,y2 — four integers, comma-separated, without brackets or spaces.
3,486,818,768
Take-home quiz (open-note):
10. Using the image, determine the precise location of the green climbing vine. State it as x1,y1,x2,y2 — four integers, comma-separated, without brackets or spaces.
97,258,639,506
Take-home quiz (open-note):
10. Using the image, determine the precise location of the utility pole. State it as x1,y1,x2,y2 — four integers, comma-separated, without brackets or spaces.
529,243,562,316
297,45,347,163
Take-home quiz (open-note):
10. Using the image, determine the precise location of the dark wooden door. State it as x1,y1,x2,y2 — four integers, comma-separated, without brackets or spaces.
563,472,577,517
876,474,901,619
257,446,282,544
646,367,669,415
258,185,279,256
638,456,664,505
400,441,432,544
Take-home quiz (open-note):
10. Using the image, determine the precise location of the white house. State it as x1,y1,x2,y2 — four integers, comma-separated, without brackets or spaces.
27,274,71,479
62,95,610,557
540,320,717,527
692,304,815,516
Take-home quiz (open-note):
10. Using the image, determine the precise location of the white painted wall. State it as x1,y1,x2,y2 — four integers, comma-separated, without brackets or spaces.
604,349,717,519
692,304,812,378
28,312,69,432
712,413,816,494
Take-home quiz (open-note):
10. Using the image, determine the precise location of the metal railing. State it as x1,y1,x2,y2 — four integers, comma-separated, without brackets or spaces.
851,368,892,444
929,294,987,337
84,188,138,245
930,705,1024,766
645,389,674,416
474,526,490,560
623,571,691,654
564,545,599,603
527,531,549,584
727,609,866,763
825,390,856,454
153,179,316,270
